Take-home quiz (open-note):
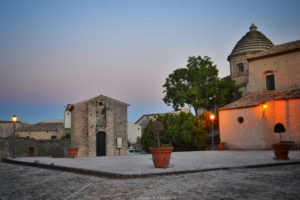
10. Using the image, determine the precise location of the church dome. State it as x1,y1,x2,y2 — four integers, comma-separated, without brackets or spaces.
229,24,274,58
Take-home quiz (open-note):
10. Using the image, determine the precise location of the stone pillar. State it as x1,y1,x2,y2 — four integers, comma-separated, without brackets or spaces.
105,108,115,156
88,101,97,157
71,103,89,157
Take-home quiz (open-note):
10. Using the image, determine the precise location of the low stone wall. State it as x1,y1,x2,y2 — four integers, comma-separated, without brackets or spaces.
0,137,70,158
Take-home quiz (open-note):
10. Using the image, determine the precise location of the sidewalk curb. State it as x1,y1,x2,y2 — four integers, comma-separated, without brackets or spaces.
2,157,300,179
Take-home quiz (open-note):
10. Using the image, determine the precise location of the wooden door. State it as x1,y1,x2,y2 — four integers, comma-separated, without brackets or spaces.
96,132,106,156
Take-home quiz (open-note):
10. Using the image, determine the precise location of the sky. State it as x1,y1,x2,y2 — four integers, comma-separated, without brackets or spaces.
0,0,300,123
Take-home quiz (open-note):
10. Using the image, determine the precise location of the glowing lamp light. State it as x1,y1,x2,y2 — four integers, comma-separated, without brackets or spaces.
263,104,268,110
210,114,215,120
12,114,18,123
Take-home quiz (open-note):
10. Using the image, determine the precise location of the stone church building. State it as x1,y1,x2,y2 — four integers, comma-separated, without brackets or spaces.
65,95,129,157
219,24,300,149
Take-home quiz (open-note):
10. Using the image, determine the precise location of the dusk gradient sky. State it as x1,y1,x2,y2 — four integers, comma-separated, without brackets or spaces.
1,0,300,123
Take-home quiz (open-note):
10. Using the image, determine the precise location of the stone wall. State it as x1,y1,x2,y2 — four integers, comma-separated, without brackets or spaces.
0,137,70,158
0,122,23,138
136,115,158,130
71,101,89,157
229,51,260,97
247,51,300,94
71,95,128,157
128,122,142,144
112,101,128,156
16,130,58,140
1,122,65,140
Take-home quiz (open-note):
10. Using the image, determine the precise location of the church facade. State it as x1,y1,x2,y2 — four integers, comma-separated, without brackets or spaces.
65,95,129,157
219,24,300,149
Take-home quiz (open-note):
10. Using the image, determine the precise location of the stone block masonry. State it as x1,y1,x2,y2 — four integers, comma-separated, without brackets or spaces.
0,137,70,158
69,95,129,157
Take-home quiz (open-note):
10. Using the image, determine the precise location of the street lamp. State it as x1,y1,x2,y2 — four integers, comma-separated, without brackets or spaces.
210,114,215,150
12,114,17,158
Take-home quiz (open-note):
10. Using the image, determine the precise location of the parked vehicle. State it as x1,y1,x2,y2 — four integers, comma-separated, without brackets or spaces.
128,149,144,155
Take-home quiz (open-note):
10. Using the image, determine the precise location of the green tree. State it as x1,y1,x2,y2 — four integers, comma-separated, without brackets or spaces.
216,76,242,108
163,56,241,114
61,132,71,139
140,120,157,152
140,112,208,152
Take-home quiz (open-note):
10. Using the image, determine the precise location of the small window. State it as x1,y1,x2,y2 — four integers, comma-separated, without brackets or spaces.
237,63,244,72
238,117,244,124
266,74,275,90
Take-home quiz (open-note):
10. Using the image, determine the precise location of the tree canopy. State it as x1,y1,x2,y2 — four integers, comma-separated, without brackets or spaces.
140,112,210,152
163,56,241,114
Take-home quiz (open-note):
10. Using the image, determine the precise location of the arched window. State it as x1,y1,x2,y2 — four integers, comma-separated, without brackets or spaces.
264,71,275,91
237,63,244,73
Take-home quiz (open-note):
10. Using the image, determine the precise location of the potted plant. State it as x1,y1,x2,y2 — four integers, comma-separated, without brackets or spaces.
218,141,225,150
67,147,79,158
149,121,173,168
272,123,291,160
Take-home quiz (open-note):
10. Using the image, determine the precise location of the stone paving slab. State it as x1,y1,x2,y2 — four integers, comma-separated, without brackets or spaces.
3,150,300,178
1,162,300,199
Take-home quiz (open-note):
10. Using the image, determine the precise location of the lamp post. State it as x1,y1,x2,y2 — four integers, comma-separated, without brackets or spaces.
210,114,215,150
12,114,17,158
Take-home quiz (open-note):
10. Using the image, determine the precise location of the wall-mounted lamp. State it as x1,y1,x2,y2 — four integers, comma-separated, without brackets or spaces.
263,104,268,110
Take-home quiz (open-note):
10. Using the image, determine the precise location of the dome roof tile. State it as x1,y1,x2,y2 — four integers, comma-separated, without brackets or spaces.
229,24,274,58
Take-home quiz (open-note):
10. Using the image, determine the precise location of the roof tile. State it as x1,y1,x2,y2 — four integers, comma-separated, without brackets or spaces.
219,88,300,110
247,40,300,61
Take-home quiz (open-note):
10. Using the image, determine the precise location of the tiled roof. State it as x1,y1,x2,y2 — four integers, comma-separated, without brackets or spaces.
219,88,300,110
248,40,300,61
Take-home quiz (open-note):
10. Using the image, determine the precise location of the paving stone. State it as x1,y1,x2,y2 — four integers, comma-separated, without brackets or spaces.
1,161,300,199
4,151,300,177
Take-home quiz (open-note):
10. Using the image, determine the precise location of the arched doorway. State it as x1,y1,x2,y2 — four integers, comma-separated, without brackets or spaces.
96,132,106,156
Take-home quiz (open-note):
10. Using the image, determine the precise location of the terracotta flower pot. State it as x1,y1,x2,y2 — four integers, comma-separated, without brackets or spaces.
150,147,173,168
218,142,225,150
272,143,291,160
68,148,78,158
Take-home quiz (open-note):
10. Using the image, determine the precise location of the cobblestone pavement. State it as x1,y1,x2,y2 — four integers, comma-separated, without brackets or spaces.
0,162,300,200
